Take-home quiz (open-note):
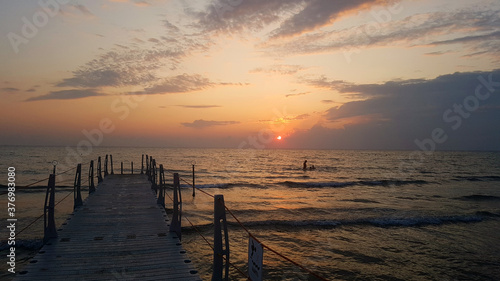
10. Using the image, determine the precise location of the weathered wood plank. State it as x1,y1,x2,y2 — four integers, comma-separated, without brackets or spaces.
14,174,202,281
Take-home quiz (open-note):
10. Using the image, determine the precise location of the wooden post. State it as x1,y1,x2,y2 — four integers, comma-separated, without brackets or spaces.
43,174,57,243
213,195,229,281
89,160,96,194
110,154,114,175
121,162,123,175
131,162,134,174
192,164,195,197
147,155,151,181
74,164,83,209
151,159,157,191
170,173,182,240
157,165,165,207
150,156,154,180
97,156,103,183
104,154,109,176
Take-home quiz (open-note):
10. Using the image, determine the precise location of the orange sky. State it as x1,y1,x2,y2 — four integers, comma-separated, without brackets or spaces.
1,0,499,150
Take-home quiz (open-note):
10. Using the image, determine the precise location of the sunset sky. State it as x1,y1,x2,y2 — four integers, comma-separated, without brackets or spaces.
1,0,499,150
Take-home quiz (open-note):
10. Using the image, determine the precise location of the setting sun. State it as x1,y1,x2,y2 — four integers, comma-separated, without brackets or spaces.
277,136,282,140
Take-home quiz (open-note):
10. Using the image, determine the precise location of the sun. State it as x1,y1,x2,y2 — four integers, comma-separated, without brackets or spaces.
276,136,282,140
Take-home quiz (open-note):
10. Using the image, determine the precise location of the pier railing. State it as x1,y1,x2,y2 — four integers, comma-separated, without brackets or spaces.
145,154,329,281
9,153,328,281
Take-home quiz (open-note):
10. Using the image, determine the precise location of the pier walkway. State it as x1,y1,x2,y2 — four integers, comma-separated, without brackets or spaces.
15,174,201,281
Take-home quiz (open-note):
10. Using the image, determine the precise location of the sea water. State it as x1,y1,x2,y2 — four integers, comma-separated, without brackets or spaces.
1,146,499,280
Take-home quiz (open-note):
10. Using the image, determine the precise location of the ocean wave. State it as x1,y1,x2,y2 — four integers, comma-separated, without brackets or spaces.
184,182,267,189
225,214,485,229
180,213,491,232
278,179,429,189
456,194,500,201
453,175,500,182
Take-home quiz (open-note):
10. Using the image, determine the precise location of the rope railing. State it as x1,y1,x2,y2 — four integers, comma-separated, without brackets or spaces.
0,159,98,248
164,174,249,280
149,155,329,281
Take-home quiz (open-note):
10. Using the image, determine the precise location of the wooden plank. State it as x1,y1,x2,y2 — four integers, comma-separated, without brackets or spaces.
14,174,202,281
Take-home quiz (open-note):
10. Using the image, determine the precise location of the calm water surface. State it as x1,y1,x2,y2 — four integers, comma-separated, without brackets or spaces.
1,146,499,280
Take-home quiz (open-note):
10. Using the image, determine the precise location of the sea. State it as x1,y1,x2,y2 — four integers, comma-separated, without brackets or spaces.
1,146,500,280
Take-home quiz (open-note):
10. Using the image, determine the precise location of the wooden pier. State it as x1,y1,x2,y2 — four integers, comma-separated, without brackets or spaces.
14,174,201,281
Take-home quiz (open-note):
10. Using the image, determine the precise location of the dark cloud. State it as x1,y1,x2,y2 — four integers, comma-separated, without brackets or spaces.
196,0,302,33
271,0,395,38
181,119,240,129
287,70,500,150
26,89,104,101
265,7,500,59
196,0,396,38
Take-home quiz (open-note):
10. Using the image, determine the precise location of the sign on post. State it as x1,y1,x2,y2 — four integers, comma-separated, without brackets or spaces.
248,235,263,281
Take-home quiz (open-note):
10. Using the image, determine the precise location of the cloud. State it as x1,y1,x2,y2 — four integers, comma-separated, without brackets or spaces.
26,89,104,101
424,50,453,56
163,20,180,33
271,0,396,38
60,4,96,19
54,14,208,90
137,74,213,95
134,0,151,7
56,48,184,88
293,113,310,120
286,92,310,98
181,119,240,129
131,74,246,95
196,0,397,38
264,6,500,59
196,0,302,34
109,0,152,6
1,87,20,92
250,64,305,75
286,70,500,150
74,4,94,16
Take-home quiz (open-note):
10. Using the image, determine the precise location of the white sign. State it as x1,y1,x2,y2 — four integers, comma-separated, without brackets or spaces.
248,235,263,281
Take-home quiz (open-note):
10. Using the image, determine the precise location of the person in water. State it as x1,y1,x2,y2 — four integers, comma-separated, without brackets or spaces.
303,160,316,170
